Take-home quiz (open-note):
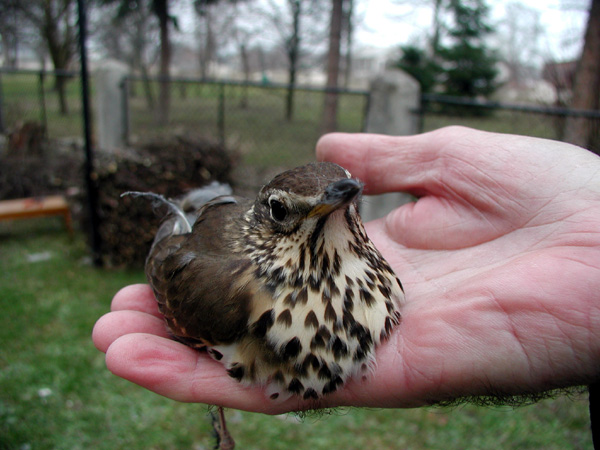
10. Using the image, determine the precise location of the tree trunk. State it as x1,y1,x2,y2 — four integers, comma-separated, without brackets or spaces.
240,43,250,109
563,0,600,151
140,63,156,112
198,9,216,79
285,0,301,122
342,0,354,88
430,0,444,58
322,0,344,134
155,0,171,126
55,74,69,115
42,0,76,115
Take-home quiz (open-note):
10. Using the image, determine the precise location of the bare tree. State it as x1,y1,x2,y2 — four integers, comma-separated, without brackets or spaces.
284,0,302,121
258,0,326,121
563,0,600,151
322,0,344,133
3,0,78,114
194,0,218,78
194,0,245,79
154,0,172,125
391,0,448,58
498,2,543,86
94,3,159,111
0,6,25,68
100,0,177,125
230,6,262,108
341,0,354,88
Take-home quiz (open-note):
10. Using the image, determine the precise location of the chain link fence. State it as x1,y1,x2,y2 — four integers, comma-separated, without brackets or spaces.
0,68,83,141
2,68,600,170
420,93,600,154
123,76,369,171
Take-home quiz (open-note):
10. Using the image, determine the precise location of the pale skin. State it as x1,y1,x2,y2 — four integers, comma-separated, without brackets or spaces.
92,126,600,413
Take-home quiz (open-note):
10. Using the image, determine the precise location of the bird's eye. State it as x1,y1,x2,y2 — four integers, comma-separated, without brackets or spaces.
269,198,287,222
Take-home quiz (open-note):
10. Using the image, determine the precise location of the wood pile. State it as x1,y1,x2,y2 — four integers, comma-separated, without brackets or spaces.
94,136,234,267
0,122,83,200
0,127,235,268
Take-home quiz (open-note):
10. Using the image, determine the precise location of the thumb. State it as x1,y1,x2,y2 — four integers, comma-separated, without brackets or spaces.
316,131,434,196
315,128,517,249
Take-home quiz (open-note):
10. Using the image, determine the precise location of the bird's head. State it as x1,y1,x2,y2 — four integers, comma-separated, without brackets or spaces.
251,162,363,235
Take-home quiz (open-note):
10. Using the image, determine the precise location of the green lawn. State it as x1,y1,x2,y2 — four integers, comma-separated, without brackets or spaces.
0,73,594,449
422,109,563,140
2,72,570,171
126,80,368,168
0,217,593,450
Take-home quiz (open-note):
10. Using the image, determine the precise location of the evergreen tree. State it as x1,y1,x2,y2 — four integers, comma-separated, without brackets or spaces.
439,0,499,98
394,0,498,101
396,44,441,94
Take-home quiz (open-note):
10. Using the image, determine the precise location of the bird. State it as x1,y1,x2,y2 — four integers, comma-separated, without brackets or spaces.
125,162,404,449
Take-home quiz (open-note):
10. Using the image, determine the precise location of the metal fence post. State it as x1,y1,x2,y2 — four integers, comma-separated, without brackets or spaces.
38,71,48,138
361,69,420,222
120,77,130,146
78,0,102,266
218,82,225,146
360,92,371,132
0,72,5,134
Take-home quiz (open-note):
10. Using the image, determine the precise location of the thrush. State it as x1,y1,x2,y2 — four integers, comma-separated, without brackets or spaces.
126,162,404,449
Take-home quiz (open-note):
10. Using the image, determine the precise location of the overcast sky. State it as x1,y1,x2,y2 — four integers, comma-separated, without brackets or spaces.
353,0,589,60
173,0,590,63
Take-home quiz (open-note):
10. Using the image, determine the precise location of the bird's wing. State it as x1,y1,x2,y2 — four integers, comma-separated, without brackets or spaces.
146,196,256,348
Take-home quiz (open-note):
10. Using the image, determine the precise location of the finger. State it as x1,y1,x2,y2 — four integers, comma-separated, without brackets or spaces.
111,284,162,318
92,310,169,353
104,333,403,413
317,129,521,248
315,131,433,195
316,127,493,196
105,333,297,413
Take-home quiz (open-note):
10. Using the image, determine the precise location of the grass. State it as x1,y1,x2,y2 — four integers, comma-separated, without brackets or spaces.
2,72,569,170
1,73,84,139
0,72,594,449
422,109,563,140
0,218,594,450
126,81,368,168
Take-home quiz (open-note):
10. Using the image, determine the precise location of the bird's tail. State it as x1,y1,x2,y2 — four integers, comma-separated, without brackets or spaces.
121,191,193,236
121,182,233,247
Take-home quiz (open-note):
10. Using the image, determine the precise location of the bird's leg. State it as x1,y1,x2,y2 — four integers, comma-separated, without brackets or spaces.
211,406,235,450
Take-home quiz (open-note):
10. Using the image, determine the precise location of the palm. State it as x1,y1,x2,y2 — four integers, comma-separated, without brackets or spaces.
93,127,600,412
334,127,600,407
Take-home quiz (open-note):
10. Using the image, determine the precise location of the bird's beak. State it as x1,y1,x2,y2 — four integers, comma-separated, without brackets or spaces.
308,178,363,218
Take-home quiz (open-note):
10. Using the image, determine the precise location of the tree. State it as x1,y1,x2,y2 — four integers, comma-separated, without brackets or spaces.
393,0,497,100
391,0,448,59
153,0,172,125
0,6,25,68
498,2,543,87
101,0,177,125
283,0,302,121
259,0,326,121
396,44,441,93
39,0,78,115
3,0,78,114
193,0,250,80
438,0,498,98
95,2,159,111
563,0,600,152
340,0,354,88
194,0,219,79
322,0,344,133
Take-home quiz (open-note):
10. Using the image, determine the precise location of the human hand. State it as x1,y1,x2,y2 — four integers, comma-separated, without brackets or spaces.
93,126,600,412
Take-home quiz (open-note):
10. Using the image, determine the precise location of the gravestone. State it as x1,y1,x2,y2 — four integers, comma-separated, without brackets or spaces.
361,69,420,222
95,60,128,152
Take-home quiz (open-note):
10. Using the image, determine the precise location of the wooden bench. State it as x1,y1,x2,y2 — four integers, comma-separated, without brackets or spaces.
0,195,73,236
